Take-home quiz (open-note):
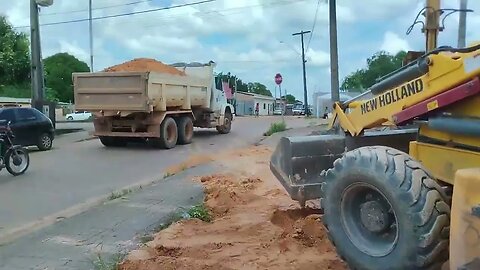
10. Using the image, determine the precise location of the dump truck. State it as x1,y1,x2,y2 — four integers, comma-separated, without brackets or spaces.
72,61,234,149
270,1,480,269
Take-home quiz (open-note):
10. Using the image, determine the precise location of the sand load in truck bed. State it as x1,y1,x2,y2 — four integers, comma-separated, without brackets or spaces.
103,58,186,76
74,59,214,113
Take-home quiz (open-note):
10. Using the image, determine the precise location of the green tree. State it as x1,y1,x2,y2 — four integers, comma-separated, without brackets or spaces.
216,72,248,93
216,72,273,96
44,52,90,102
341,50,407,92
249,82,272,96
0,16,30,85
284,94,296,104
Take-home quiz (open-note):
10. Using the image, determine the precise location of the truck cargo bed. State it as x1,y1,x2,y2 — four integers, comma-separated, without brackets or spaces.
73,72,150,112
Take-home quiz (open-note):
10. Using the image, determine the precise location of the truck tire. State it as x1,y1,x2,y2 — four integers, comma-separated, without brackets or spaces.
177,116,193,145
152,116,177,149
322,146,450,270
99,136,127,147
217,111,232,134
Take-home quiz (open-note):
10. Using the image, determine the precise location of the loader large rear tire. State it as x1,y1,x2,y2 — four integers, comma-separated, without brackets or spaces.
322,146,450,270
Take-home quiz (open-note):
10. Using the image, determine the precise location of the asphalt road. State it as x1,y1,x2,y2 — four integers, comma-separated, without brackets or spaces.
0,116,323,242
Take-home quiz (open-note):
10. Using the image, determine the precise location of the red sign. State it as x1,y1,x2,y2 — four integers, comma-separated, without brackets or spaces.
275,73,283,85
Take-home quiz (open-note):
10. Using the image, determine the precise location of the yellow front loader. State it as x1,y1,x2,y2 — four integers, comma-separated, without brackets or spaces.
270,1,480,269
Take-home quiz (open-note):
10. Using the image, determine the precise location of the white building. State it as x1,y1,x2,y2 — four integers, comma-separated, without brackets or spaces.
235,92,275,116
313,91,366,118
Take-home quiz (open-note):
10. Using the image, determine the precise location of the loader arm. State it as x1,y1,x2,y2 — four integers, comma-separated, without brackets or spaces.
332,44,480,136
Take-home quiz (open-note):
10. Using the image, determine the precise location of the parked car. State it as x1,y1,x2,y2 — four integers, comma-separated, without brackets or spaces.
65,111,92,121
0,107,54,151
292,106,305,115
273,108,283,115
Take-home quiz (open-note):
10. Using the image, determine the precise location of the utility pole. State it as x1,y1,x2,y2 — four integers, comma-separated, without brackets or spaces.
89,0,94,71
30,0,44,111
458,0,468,48
292,30,311,116
329,0,340,103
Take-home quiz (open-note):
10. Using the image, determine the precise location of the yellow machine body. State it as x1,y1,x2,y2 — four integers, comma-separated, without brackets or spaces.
269,1,480,269
450,168,480,269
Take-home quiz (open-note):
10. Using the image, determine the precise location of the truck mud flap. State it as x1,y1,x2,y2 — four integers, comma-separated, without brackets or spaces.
269,135,346,205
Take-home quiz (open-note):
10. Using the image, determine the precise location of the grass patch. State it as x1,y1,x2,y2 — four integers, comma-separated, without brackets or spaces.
92,252,126,270
187,204,212,222
153,212,184,232
163,171,174,179
264,121,287,136
108,189,132,201
139,205,212,245
139,235,154,244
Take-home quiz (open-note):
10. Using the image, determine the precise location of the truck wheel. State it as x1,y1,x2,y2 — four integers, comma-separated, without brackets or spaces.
177,116,193,145
155,116,177,149
99,136,127,147
217,111,232,134
322,146,450,270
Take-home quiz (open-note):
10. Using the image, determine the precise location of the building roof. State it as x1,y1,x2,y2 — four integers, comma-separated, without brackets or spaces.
0,97,31,103
236,91,275,101
0,97,72,106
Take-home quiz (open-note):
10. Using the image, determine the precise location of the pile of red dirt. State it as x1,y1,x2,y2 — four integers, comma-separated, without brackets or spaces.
119,146,347,270
103,58,186,76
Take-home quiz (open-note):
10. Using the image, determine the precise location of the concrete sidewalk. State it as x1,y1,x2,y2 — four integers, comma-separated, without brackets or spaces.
0,164,215,270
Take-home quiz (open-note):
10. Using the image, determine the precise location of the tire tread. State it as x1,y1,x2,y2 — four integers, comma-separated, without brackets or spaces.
323,146,450,270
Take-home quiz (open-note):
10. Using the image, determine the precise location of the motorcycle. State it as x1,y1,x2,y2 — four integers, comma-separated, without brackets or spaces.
0,121,30,176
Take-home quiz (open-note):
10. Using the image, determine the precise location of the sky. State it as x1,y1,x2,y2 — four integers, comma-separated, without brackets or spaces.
3,0,480,103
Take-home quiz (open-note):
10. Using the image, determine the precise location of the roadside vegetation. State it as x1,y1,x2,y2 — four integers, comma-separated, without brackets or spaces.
264,121,287,136
108,189,132,201
139,204,212,244
92,252,126,270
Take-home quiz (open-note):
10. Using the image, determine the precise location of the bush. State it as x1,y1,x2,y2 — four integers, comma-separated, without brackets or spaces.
264,121,287,136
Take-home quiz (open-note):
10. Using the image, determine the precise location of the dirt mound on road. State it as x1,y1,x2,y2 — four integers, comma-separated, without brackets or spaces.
119,146,346,270
103,58,186,76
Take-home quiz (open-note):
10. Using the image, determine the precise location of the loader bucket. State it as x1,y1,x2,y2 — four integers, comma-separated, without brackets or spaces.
269,135,346,205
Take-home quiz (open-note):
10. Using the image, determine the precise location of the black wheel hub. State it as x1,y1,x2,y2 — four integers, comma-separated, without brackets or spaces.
12,155,22,166
360,200,391,233
341,183,399,257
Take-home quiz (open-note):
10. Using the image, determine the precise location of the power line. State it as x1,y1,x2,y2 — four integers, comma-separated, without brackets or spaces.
306,0,321,51
14,0,215,29
40,0,155,16
87,0,310,28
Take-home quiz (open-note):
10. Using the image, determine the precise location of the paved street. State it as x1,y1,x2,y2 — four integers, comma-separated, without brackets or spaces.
0,116,323,244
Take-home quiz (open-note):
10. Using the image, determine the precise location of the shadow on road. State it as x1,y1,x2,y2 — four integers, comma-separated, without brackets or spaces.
192,129,220,137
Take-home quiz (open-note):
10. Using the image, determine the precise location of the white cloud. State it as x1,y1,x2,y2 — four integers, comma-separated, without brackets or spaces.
380,31,412,54
4,0,480,102
306,48,329,67
58,41,90,63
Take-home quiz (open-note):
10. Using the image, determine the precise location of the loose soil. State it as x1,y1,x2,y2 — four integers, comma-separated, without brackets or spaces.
164,155,214,177
119,146,347,270
103,58,186,76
